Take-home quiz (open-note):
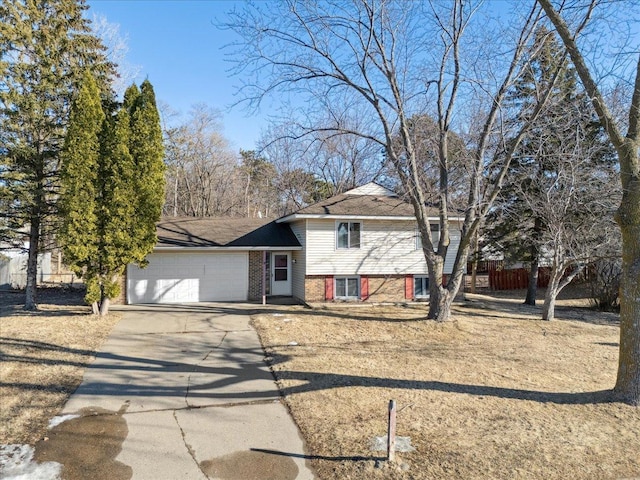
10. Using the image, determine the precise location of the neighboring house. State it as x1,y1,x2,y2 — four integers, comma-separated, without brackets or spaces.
125,183,462,304
0,243,51,290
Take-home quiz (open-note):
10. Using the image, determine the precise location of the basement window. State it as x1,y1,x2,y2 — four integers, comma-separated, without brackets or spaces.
414,276,429,298
335,276,359,299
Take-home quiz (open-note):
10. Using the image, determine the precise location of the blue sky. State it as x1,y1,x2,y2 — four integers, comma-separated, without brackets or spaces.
87,1,639,154
87,0,265,152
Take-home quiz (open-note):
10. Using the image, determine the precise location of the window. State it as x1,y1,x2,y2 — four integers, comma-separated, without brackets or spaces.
337,221,361,249
416,224,440,250
335,276,359,299
414,276,429,297
273,254,288,281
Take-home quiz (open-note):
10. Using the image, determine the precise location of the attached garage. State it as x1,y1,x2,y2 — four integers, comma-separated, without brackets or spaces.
122,217,302,305
127,252,249,304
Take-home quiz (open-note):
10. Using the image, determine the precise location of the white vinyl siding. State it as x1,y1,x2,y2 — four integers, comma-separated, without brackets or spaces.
127,252,248,304
305,219,460,275
289,220,306,301
445,230,460,274
416,224,440,251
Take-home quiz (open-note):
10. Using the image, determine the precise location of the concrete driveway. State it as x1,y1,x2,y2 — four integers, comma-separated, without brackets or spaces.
44,303,315,480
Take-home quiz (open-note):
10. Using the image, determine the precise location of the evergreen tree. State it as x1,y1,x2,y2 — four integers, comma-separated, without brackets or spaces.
0,0,114,309
127,81,166,258
58,71,103,276
487,27,613,307
59,74,164,315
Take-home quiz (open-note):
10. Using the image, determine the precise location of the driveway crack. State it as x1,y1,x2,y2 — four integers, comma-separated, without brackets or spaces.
173,410,209,479
185,332,228,407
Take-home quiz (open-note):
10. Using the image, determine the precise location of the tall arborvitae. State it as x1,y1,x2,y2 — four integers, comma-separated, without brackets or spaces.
59,71,104,278
127,80,166,264
59,74,164,315
0,0,114,309
85,106,137,315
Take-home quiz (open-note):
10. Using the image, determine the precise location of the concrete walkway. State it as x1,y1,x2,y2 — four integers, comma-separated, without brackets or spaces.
57,303,315,480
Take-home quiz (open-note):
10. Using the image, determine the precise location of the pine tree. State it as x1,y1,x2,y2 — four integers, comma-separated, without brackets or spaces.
487,27,615,314
0,0,114,309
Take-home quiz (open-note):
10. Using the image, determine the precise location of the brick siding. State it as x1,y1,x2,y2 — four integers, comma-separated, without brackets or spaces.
248,251,265,301
112,272,127,305
304,276,327,302
366,275,406,302
304,274,408,303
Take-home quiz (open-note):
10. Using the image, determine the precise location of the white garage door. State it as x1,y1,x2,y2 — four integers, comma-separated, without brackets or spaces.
127,252,248,304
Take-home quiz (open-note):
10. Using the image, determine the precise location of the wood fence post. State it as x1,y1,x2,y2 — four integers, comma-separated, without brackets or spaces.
387,400,396,462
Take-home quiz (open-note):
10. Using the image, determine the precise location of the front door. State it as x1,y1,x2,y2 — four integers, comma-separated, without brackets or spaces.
270,252,291,296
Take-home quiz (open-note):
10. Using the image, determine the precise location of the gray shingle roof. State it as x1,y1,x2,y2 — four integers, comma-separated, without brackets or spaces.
286,193,438,217
156,218,301,248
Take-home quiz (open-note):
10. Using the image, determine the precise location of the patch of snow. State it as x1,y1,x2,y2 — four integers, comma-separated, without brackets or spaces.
370,436,416,453
272,313,284,317
283,318,291,322
0,444,62,480
47,414,79,430
287,341,298,346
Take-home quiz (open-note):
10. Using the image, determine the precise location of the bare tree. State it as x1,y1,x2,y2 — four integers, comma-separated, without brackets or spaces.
91,14,141,97
537,0,640,404
163,104,243,217
239,149,280,218
226,0,564,320
310,132,382,194
515,140,619,320
259,117,382,205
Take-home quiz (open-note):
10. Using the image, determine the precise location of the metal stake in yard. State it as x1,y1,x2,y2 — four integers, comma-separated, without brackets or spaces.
262,250,267,305
387,399,396,462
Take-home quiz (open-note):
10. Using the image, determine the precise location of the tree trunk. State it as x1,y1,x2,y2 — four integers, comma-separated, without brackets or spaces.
470,229,480,294
99,297,110,316
91,301,99,315
24,208,40,311
470,261,477,294
541,287,556,321
435,288,453,323
537,0,639,405
427,258,444,320
525,254,539,306
613,181,640,405
542,270,562,321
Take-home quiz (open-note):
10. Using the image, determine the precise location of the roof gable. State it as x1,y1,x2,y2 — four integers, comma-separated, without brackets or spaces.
343,182,397,197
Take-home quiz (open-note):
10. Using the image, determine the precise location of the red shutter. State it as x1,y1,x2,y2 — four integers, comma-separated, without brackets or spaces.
405,275,414,300
325,276,334,301
360,276,369,301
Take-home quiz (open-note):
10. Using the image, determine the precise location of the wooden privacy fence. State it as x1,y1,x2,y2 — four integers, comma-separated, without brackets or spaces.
489,268,550,290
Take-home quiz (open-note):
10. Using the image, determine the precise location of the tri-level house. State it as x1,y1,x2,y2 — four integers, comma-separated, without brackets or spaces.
124,183,462,304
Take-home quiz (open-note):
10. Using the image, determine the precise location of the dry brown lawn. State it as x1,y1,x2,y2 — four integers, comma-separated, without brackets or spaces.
252,291,639,480
0,289,120,446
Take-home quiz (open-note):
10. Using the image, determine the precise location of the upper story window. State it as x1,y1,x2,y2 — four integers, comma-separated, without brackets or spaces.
416,223,440,250
337,221,361,249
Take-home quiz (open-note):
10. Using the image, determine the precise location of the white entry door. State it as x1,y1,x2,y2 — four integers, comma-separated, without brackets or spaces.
270,252,291,296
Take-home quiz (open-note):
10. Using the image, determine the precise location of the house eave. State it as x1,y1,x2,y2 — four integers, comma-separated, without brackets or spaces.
276,214,465,223
154,246,303,252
